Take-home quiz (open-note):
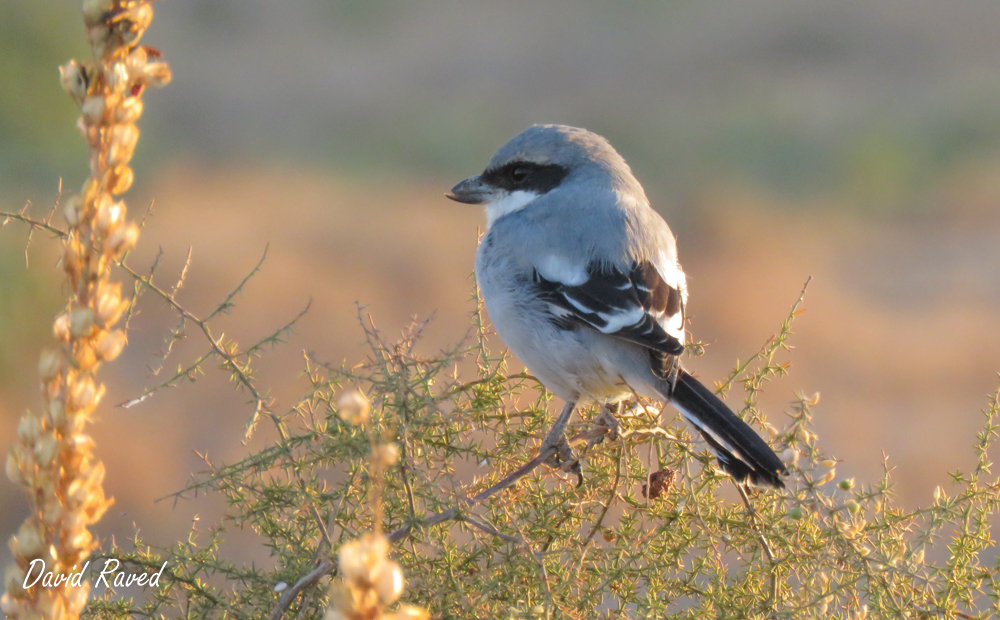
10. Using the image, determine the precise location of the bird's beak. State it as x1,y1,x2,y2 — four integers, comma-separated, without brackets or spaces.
446,175,493,205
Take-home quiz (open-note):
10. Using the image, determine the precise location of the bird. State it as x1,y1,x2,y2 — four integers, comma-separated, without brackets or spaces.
446,124,787,488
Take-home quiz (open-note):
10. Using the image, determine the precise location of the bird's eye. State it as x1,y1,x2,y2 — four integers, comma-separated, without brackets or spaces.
510,165,531,183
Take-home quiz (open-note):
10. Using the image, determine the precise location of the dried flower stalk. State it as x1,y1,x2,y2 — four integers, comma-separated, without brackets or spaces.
2,2,169,618
323,393,427,620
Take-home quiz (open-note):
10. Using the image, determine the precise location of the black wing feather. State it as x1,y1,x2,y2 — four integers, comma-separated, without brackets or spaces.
533,260,684,356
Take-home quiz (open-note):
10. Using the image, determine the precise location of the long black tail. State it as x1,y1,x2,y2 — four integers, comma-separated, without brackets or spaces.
669,369,787,488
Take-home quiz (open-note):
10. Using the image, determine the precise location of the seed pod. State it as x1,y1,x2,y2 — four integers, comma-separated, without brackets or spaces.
372,442,400,468
54,313,72,342
81,95,107,125
47,400,67,430
68,377,98,412
18,416,41,444
117,3,154,47
39,348,64,380
114,97,143,125
70,307,96,338
373,560,404,605
96,199,125,234
143,61,172,88
5,452,22,485
95,282,126,326
107,123,139,167
82,0,114,26
34,433,60,468
337,390,371,426
4,565,27,597
64,194,84,226
75,341,98,371
394,605,430,620
106,61,131,93
106,221,140,256
95,330,126,362
124,46,148,79
107,164,134,194
0,593,19,616
59,60,90,103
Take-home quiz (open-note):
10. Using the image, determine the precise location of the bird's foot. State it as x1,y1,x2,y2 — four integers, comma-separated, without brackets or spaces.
590,404,621,446
541,434,583,488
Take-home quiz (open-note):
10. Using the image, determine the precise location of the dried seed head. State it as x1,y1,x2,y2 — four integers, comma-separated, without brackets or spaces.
18,416,42,444
60,60,90,103
64,194,84,227
337,390,371,426
393,604,431,620
113,97,143,125
95,282,126,326
107,164,134,194
39,348,64,380
96,199,125,234
107,123,139,167
106,61,131,93
115,3,154,46
143,61,172,88
372,442,400,468
373,560,404,605
37,588,69,620
54,313,72,342
6,451,23,485
15,519,47,560
821,458,837,468
70,307,96,338
817,468,836,485
81,95,107,125
125,45,148,75
0,594,18,616
75,341,99,371
34,432,61,468
62,526,93,556
338,533,389,585
4,564,27,597
82,0,115,26
68,376,100,412
95,329,127,362
48,400,67,430
106,221,140,256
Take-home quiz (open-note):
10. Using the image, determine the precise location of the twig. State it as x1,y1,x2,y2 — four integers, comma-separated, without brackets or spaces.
735,482,779,616
581,443,624,546
267,560,335,620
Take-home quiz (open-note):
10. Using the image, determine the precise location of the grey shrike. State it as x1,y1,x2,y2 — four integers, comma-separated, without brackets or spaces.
447,124,787,488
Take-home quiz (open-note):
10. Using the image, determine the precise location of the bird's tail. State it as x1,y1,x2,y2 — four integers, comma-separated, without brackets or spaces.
667,368,787,488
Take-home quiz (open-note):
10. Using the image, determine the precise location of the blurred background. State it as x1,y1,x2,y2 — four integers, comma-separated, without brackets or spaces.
3,0,1000,565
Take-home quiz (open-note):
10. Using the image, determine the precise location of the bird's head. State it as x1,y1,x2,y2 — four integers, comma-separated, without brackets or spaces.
446,124,640,228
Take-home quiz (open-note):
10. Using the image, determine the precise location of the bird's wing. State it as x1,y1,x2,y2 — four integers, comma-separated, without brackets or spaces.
532,256,686,355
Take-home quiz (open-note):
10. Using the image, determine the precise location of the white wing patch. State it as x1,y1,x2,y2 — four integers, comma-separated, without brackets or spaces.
536,254,588,286
485,190,539,230
595,307,645,333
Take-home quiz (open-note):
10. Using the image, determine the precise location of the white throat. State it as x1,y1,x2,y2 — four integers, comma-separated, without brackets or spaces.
485,190,538,230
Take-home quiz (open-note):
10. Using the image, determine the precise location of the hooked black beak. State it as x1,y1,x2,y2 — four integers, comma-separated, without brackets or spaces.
446,175,493,205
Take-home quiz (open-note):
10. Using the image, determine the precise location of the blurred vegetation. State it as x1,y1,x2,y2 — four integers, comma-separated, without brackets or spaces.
70,274,1000,619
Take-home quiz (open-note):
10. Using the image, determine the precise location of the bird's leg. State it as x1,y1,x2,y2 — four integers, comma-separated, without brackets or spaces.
541,400,583,486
